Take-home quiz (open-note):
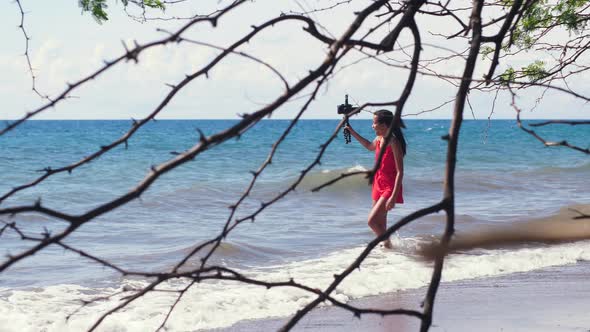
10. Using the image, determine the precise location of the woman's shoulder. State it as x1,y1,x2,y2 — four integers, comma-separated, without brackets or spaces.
388,136,402,151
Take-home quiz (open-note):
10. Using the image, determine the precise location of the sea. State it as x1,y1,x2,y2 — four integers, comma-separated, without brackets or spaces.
0,119,589,331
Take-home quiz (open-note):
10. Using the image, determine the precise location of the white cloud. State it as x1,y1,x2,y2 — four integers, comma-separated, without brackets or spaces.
0,1,588,120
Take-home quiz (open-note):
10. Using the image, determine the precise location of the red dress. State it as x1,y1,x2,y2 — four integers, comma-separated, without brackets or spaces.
372,139,404,203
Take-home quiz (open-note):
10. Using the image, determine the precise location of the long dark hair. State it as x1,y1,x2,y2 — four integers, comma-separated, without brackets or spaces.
374,109,407,156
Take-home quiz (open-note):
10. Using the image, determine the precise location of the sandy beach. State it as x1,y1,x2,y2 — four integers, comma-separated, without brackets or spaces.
216,260,590,332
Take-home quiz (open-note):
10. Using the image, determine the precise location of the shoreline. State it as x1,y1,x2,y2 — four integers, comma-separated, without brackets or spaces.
214,260,590,331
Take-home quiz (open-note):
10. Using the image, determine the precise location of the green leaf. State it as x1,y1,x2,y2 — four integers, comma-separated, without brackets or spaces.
78,0,109,24
480,46,495,59
144,0,166,10
78,0,165,23
500,67,516,85
522,60,548,82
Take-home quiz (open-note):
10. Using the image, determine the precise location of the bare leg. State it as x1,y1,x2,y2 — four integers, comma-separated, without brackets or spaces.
368,197,392,248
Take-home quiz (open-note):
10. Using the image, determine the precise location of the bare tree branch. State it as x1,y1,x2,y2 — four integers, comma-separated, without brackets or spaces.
4,1,590,331
529,120,590,127
0,0,247,137
510,87,590,155
13,0,50,100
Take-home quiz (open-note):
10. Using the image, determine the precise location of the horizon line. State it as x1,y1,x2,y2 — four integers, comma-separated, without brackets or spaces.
0,117,590,122
4,117,588,121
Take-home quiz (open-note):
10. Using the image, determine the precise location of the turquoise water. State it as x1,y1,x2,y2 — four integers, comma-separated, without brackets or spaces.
1,119,589,331
0,120,588,287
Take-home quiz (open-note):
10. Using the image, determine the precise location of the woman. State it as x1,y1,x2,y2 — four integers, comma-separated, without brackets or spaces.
345,110,406,249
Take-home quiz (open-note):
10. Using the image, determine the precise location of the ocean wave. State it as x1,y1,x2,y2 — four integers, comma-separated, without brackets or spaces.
454,173,524,192
516,161,590,176
110,241,294,272
405,174,521,193
126,165,373,204
296,165,372,192
2,237,590,331
168,241,293,269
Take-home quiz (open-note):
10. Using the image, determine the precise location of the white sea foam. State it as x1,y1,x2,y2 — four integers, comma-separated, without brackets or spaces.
346,165,369,172
320,165,369,174
2,239,589,331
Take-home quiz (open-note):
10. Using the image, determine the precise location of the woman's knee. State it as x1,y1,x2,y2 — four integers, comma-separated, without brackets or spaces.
367,213,383,227
367,216,377,227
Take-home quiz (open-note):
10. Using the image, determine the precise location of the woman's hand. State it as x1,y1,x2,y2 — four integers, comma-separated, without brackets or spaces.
386,198,395,211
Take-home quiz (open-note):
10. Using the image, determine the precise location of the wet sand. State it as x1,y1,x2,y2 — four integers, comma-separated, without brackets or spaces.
213,261,590,331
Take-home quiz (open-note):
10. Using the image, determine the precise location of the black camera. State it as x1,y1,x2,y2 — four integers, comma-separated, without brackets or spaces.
337,95,356,115
338,94,356,144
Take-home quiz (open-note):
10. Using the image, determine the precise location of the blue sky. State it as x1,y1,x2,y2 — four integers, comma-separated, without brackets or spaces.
1,1,588,120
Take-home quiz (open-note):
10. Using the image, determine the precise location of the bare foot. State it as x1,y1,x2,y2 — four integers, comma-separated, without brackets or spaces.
383,239,393,249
